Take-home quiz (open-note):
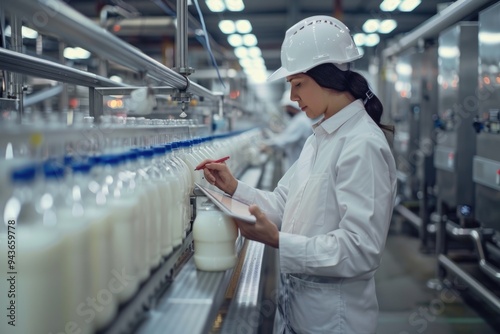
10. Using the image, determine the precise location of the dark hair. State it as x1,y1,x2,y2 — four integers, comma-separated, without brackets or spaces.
306,63,393,133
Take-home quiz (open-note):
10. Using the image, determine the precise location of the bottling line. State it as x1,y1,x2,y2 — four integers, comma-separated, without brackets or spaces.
0,1,278,333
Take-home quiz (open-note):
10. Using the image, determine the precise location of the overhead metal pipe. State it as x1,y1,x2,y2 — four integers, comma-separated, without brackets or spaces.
1,0,218,100
382,0,495,58
8,15,23,114
0,48,127,88
175,0,189,74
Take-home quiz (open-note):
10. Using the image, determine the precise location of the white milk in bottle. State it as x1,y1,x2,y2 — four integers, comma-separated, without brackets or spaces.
193,207,238,271
0,165,65,334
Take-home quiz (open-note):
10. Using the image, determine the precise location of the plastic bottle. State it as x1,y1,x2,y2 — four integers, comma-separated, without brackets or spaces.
0,165,65,334
192,206,238,271
135,148,162,268
121,151,150,282
153,145,185,248
41,163,93,334
98,154,139,302
150,146,174,256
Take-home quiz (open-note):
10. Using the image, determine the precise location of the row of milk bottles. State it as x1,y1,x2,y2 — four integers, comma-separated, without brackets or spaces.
0,129,261,334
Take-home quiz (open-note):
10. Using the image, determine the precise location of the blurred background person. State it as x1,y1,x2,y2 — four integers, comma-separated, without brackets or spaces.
263,89,313,173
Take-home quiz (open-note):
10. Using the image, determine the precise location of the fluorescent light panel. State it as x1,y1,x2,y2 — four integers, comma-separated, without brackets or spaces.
228,34,243,47
206,0,225,12
379,20,397,34
235,20,252,33
399,0,421,12
363,19,380,33
219,20,236,34
243,34,257,46
380,0,401,12
225,0,244,11
4,25,39,39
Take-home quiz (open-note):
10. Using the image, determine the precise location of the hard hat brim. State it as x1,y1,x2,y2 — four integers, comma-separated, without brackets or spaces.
267,66,291,82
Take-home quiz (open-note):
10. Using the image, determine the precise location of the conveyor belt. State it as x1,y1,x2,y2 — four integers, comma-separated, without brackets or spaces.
219,241,265,334
135,162,271,334
136,242,241,334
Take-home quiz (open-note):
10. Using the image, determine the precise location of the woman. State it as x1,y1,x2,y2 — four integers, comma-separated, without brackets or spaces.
196,15,397,334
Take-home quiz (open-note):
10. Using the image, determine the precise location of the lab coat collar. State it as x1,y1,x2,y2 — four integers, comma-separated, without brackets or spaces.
313,99,365,135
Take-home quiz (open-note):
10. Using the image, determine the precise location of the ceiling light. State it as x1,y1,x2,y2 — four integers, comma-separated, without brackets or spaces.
239,58,253,68
353,33,366,46
242,34,257,47
64,47,91,60
109,75,123,83
379,20,397,34
248,46,262,58
362,19,380,34
364,34,380,47
225,0,244,12
206,0,225,12
438,46,460,59
248,70,267,84
399,0,421,12
234,46,248,58
479,32,500,44
396,63,412,76
228,34,243,47
219,20,235,34
235,20,252,34
4,25,39,39
380,0,401,12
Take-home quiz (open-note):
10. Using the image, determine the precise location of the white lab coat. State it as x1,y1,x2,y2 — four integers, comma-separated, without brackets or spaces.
266,112,313,171
233,99,397,333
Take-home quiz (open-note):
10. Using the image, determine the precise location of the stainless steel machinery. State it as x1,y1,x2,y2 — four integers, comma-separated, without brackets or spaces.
410,46,439,252
437,2,500,316
434,22,479,256
391,45,439,252
434,23,478,217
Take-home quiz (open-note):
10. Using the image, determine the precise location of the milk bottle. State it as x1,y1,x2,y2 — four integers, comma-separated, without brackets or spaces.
0,165,65,334
192,206,238,271
150,146,174,256
86,157,119,329
166,143,193,240
152,145,184,248
41,163,93,334
99,154,139,302
135,148,162,268
122,151,150,282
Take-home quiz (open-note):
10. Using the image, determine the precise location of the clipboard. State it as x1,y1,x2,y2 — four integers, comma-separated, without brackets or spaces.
195,182,257,223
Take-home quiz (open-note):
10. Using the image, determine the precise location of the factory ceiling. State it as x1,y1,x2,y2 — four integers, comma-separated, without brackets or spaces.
64,0,464,74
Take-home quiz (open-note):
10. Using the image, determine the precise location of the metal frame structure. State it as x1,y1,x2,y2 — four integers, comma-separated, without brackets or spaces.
0,0,223,121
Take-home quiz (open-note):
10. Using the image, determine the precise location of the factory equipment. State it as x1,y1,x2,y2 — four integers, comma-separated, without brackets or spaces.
390,52,417,202
434,22,479,265
436,2,500,317
0,1,277,333
433,22,478,223
390,45,439,252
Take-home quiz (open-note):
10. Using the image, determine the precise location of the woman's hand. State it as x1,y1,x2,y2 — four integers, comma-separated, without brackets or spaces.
196,159,238,196
234,205,279,248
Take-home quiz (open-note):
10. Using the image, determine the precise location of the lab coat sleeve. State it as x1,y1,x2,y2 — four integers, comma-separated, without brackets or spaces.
279,133,395,278
232,165,293,229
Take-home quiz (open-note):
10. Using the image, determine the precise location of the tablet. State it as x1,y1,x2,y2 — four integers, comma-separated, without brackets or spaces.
195,183,256,223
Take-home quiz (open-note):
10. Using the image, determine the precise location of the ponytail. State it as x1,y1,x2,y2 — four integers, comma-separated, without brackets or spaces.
306,63,394,134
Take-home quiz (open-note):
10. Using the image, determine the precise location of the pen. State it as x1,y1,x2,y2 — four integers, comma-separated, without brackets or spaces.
194,156,230,171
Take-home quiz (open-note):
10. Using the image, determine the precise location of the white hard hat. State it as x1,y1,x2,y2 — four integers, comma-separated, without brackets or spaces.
280,89,300,110
267,15,362,82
